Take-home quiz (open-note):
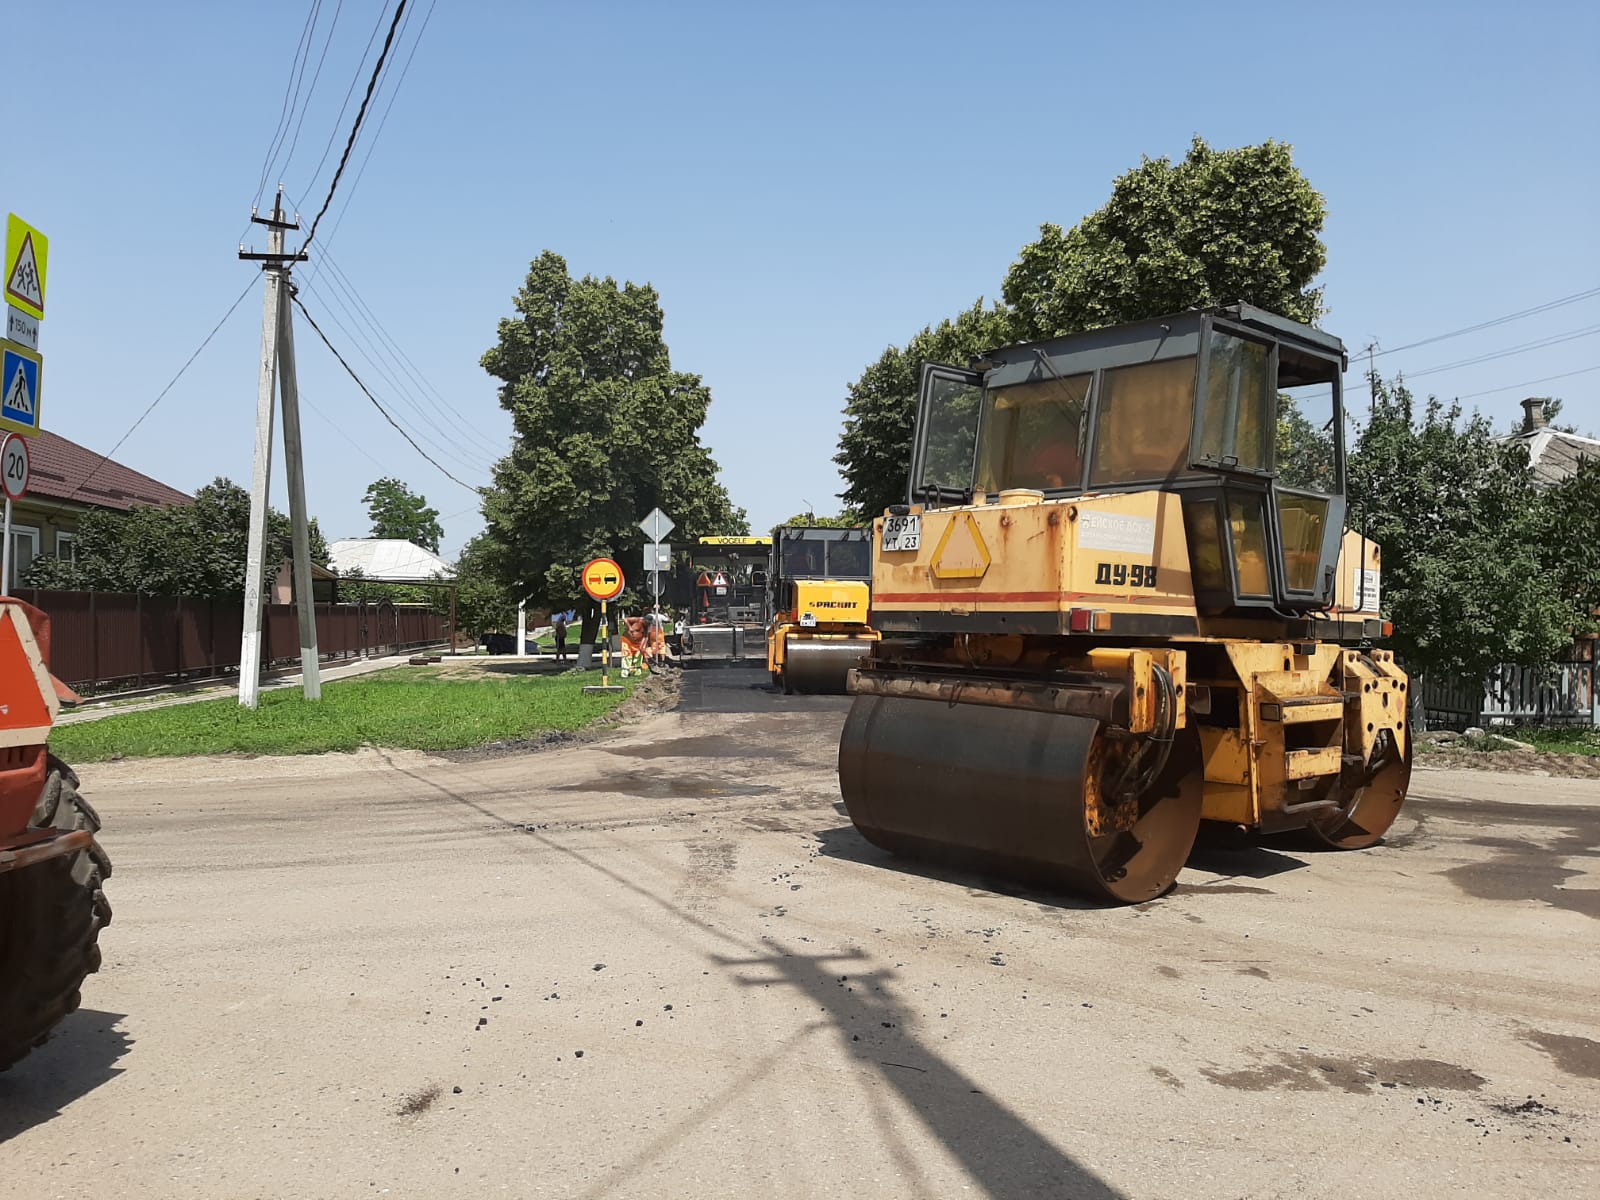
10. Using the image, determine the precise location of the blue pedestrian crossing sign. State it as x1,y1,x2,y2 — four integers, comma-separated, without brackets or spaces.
0,339,42,437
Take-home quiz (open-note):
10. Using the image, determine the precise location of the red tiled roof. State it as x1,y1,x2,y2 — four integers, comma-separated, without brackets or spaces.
19,430,192,510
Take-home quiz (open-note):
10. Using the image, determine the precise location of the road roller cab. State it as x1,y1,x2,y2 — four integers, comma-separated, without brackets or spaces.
839,303,1411,903
765,525,881,693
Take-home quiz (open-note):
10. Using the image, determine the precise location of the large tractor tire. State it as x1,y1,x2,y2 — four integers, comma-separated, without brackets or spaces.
0,756,113,1071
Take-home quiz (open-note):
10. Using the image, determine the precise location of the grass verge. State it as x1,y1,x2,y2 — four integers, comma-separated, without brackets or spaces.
51,667,636,762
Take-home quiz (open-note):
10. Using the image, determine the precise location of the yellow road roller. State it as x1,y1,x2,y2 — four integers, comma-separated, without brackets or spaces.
766,525,880,693
839,304,1411,904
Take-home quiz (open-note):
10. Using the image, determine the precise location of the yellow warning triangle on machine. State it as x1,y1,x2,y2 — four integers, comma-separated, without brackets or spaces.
6,233,43,312
4,360,32,416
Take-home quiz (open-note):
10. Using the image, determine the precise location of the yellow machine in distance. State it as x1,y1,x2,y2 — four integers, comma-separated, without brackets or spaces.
839,304,1411,904
766,525,880,693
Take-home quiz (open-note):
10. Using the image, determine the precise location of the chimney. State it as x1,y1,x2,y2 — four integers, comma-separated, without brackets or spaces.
1521,396,1547,433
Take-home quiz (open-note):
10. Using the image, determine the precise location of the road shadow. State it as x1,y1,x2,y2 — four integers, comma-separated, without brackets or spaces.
1185,827,1311,881
0,1009,131,1144
715,944,1125,1199
812,824,1111,913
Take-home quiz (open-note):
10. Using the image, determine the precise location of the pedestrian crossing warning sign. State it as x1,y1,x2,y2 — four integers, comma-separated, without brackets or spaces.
0,340,42,437
4,216,47,320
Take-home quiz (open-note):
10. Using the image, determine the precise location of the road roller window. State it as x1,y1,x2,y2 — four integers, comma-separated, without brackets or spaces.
1088,356,1199,487
1183,498,1229,597
1277,492,1330,592
976,372,1091,493
1227,493,1273,597
1276,381,1339,493
913,366,983,500
1197,332,1272,473
826,538,871,579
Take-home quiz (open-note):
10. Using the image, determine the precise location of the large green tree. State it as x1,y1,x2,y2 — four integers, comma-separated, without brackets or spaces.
834,300,1010,520
1348,377,1575,684
835,138,1328,514
480,251,746,640
1002,137,1327,341
363,477,443,551
23,478,328,598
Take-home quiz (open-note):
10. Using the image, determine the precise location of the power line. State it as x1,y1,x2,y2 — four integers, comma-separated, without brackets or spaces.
252,0,324,207
302,243,506,458
299,0,408,256
1371,285,1600,359
293,292,484,494
301,2,391,204
1454,364,1600,401
296,273,492,477
38,278,256,517
275,0,347,188
311,0,438,258
1400,323,1600,380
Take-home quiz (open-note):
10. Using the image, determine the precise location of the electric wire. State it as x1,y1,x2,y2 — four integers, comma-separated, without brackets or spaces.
1454,364,1600,401
301,2,391,205
1370,285,1600,359
275,0,347,189
252,0,323,207
1397,323,1600,380
36,279,257,518
299,0,409,256
296,274,492,478
311,0,438,259
306,247,506,458
293,293,483,494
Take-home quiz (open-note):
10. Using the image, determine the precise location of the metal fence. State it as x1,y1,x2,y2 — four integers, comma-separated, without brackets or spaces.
1422,661,1599,730
12,589,448,691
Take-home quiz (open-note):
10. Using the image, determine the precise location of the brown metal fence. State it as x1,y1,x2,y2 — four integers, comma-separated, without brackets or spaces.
12,589,447,691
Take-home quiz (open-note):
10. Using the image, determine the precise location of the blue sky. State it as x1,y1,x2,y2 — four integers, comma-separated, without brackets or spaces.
12,1,1600,557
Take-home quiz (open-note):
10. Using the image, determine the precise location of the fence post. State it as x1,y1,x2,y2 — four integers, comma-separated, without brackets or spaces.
175,595,185,679
90,589,98,687
135,591,144,688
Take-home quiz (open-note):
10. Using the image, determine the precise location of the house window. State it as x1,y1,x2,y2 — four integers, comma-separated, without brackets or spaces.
56,531,76,563
7,524,39,582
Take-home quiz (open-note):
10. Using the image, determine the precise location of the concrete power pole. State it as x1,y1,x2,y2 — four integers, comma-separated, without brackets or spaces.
237,188,320,707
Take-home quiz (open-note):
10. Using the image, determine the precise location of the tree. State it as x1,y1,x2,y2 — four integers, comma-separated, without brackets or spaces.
835,139,1328,512
1003,137,1327,341
779,511,858,529
834,300,1011,521
479,251,747,641
1347,376,1574,684
451,531,516,640
23,478,328,598
363,477,443,552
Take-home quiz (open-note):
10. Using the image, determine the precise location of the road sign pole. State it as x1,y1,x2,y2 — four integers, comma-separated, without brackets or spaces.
276,291,322,700
1,495,11,595
600,599,610,688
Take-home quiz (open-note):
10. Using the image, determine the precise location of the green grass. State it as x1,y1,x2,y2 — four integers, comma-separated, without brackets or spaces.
1519,726,1600,756
51,667,635,762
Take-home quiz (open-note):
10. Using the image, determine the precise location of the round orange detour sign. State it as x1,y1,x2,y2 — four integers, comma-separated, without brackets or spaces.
582,557,625,602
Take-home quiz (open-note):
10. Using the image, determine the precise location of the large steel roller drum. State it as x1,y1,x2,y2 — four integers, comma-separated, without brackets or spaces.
838,695,1202,904
782,639,876,695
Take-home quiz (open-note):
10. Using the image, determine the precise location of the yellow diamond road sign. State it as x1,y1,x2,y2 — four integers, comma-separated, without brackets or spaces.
5,214,48,320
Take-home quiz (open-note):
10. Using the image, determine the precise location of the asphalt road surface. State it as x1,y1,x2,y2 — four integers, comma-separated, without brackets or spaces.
2,667,1596,1198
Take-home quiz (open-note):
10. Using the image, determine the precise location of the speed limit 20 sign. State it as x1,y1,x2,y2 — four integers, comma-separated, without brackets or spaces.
0,432,27,500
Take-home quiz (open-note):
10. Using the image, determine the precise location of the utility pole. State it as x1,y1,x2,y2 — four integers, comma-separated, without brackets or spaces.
237,188,315,707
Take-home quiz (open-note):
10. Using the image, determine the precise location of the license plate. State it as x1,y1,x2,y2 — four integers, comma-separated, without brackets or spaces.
882,514,921,552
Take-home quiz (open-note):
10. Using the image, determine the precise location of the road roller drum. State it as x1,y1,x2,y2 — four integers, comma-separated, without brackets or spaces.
781,638,876,694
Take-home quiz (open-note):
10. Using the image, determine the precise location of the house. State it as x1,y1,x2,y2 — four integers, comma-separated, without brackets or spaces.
4,430,191,580
327,538,454,583
1505,396,1600,486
